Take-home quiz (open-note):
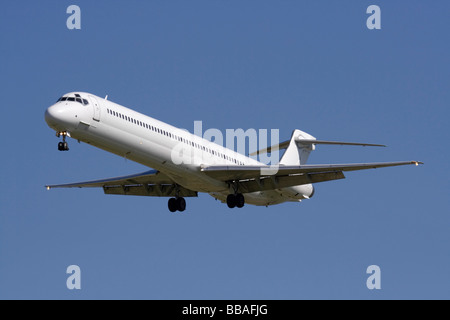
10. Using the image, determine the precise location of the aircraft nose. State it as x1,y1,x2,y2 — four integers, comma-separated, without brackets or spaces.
45,104,60,126
45,103,73,130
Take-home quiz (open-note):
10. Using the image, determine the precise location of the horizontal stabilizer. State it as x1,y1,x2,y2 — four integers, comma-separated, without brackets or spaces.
250,138,385,156
297,140,386,147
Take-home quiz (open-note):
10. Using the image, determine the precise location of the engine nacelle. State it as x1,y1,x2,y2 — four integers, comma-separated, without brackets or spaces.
283,184,315,200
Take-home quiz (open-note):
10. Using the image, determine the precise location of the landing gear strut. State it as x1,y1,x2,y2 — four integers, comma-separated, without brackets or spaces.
57,132,69,151
168,197,186,213
227,193,245,209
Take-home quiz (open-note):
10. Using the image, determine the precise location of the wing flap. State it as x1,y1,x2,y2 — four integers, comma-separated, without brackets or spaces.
46,170,172,189
103,184,198,197
201,161,423,181
237,171,346,193
45,170,198,198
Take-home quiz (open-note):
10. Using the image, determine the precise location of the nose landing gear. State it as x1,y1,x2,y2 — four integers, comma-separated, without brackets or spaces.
56,132,69,151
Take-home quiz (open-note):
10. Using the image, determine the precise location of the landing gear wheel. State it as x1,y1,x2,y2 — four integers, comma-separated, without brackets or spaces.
58,142,69,151
57,132,69,151
168,198,177,212
227,194,236,209
227,193,245,209
168,197,186,212
236,193,245,208
176,197,186,212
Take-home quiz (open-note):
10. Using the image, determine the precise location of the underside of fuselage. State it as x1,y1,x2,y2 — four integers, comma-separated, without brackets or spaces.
209,190,300,207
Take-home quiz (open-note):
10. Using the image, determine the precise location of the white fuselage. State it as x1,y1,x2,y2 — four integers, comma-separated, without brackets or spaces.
45,92,312,206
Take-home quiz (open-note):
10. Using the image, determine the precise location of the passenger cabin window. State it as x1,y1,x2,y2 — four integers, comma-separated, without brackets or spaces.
102,109,246,165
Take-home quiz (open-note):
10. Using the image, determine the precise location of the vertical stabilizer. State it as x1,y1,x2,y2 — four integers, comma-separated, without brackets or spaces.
279,130,316,165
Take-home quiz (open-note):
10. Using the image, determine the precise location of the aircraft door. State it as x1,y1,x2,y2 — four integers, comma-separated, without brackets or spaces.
89,95,101,122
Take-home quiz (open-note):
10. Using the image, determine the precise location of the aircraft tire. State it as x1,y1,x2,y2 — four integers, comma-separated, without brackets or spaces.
176,197,186,212
227,194,236,209
236,193,245,208
168,198,177,212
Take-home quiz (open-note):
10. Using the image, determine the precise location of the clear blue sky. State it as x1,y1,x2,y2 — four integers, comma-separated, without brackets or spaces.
0,1,449,299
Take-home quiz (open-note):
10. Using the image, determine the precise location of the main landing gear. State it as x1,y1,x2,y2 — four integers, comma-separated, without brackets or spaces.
168,197,186,213
227,193,245,209
57,132,69,151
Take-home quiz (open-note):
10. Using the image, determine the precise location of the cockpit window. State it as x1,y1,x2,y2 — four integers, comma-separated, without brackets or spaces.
57,95,89,105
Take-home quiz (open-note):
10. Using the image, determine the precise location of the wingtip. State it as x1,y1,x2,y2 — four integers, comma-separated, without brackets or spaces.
413,161,424,166
360,143,386,147
367,143,387,147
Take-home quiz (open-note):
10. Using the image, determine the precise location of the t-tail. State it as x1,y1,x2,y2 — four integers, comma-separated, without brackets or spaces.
250,129,386,166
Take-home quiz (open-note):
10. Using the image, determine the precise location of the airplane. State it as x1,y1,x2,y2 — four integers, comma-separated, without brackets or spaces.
45,92,422,212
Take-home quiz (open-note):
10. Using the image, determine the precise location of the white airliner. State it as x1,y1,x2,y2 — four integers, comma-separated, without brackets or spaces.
45,92,422,212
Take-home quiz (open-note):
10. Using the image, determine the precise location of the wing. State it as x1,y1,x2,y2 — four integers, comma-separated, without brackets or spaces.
201,161,423,193
45,170,198,197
